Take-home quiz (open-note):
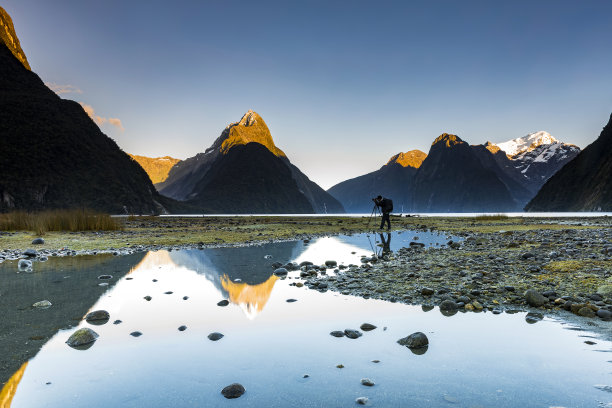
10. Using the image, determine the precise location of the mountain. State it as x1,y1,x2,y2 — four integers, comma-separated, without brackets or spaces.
492,131,580,194
327,150,426,213
412,134,516,212
471,142,536,209
526,113,612,212
0,7,171,214
128,154,180,184
158,110,344,214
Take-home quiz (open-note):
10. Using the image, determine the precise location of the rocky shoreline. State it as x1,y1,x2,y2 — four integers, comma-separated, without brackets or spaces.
287,225,612,335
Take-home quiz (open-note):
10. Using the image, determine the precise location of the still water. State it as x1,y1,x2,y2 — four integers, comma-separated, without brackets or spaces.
1,231,611,407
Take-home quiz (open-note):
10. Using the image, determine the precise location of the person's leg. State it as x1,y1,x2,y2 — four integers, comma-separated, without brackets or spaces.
380,214,384,229
386,213,391,230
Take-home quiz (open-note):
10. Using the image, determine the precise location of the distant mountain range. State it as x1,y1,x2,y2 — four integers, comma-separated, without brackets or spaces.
329,131,582,213
526,114,612,211
128,155,180,184
157,110,344,214
0,7,175,214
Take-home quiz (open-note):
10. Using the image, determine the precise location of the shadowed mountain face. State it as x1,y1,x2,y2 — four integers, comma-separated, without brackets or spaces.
526,113,612,211
128,155,180,184
328,150,426,213
158,110,344,214
412,134,516,212
0,9,175,214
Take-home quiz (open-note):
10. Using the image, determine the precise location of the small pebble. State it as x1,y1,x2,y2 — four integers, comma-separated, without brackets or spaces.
217,300,229,307
356,397,369,405
130,331,142,337
178,325,187,331
361,378,375,387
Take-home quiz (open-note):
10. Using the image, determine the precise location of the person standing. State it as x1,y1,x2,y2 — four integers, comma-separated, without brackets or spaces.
373,195,393,230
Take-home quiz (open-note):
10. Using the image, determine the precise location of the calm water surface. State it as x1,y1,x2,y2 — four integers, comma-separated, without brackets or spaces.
1,231,611,407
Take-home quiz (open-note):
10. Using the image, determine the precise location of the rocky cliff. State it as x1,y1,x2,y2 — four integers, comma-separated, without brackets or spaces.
0,7,29,70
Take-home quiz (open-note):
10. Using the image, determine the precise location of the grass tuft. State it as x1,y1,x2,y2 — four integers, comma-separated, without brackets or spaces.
474,214,509,221
0,210,122,235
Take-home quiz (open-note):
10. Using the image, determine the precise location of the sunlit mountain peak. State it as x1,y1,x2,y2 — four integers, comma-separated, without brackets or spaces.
386,150,427,168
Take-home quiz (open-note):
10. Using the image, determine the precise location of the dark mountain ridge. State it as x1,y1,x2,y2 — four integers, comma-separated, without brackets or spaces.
526,113,612,211
0,7,172,214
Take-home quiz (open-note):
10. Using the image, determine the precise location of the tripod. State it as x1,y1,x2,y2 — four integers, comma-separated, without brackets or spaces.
367,202,380,228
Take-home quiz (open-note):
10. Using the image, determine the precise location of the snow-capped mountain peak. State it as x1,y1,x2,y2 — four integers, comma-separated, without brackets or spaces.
495,131,559,157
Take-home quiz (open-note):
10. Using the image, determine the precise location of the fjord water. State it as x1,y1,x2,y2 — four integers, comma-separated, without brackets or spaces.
1,232,611,407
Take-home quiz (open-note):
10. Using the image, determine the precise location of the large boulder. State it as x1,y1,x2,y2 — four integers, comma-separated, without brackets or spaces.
524,289,547,307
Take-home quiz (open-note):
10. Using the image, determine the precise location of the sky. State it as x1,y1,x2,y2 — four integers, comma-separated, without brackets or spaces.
4,0,612,189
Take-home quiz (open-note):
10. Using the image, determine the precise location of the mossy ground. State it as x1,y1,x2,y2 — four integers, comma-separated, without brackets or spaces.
0,215,608,252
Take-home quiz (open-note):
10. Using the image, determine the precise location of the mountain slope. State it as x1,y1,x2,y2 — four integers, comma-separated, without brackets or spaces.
492,131,580,194
328,150,426,213
525,113,612,211
0,7,30,70
471,142,534,208
128,154,180,184
158,110,344,214
412,134,516,212
0,8,169,214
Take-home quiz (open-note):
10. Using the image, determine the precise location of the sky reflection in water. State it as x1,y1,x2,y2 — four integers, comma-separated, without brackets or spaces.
4,231,612,407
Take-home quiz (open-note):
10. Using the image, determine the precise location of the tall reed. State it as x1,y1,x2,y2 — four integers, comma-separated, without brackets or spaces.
0,209,122,235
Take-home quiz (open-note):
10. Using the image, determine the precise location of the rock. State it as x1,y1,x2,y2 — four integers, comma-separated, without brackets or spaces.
164,291,173,295
273,268,288,276
31,238,45,245
524,289,547,307
336,364,344,368
360,323,377,331
439,300,457,312
596,284,612,298
85,310,110,323
356,397,369,405
23,249,38,257
183,296,189,300
98,275,113,280
208,332,224,341
344,329,363,339
521,252,534,259
330,331,345,337
421,287,434,296
217,300,229,306
32,300,52,309
18,259,32,270
286,298,297,303
325,260,337,268
397,332,429,349
66,328,99,348
144,296,152,301
577,307,596,318
361,378,375,386
178,325,187,331
525,313,543,324
221,383,245,399
113,320,122,325
596,309,612,320
130,331,142,337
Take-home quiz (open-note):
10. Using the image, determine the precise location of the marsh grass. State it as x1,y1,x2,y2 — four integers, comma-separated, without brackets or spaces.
474,214,509,221
0,210,122,235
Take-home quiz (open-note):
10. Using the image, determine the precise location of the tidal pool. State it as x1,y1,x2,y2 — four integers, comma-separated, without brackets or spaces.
1,231,611,407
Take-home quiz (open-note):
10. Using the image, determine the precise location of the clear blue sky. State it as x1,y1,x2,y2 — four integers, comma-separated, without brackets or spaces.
4,0,612,189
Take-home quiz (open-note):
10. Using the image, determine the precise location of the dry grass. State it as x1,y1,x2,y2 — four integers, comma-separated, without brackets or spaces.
473,214,509,221
0,210,122,235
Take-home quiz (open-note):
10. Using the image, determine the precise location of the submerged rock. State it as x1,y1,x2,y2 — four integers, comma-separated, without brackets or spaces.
32,300,52,309
18,259,32,270
208,332,224,341
397,332,429,349
85,310,110,324
344,329,362,339
221,383,245,399
360,323,377,331
66,328,99,348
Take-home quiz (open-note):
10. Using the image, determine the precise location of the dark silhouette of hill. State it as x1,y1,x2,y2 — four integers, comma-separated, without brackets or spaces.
0,8,181,214
412,134,516,212
159,110,344,214
327,150,426,213
471,142,534,208
526,113,612,211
